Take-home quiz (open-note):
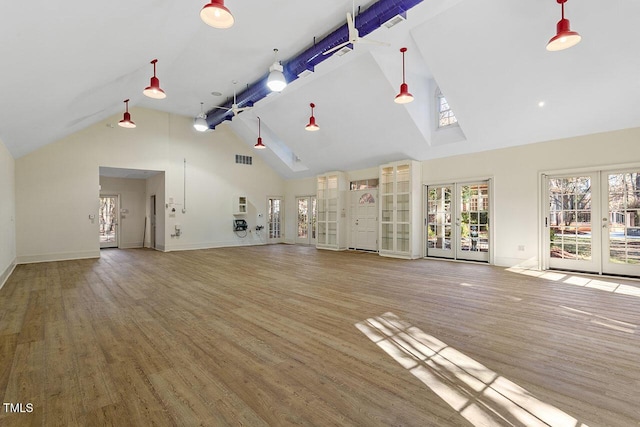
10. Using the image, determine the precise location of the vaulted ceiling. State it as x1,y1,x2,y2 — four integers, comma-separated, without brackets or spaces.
1,0,638,179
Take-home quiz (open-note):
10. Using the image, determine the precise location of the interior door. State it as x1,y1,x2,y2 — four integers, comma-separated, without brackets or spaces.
425,181,490,262
296,196,317,245
99,195,119,248
350,189,378,251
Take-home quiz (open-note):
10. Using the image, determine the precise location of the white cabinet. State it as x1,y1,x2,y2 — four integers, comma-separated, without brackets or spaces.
316,172,347,250
379,160,422,258
234,196,247,215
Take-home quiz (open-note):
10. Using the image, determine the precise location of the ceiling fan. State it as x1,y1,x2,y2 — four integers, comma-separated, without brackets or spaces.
211,81,253,117
323,1,390,56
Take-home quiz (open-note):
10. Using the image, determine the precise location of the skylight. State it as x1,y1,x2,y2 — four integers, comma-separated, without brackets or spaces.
436,88,458,128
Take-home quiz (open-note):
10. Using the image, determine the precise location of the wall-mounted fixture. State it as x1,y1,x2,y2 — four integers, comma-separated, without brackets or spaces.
305,103,320,131
266,49,287,92
546,0,581,51
394,47,413,104
118,99,136,128
255,116,266,149
143,59,166,99
200,0,234,29
193,102,208,131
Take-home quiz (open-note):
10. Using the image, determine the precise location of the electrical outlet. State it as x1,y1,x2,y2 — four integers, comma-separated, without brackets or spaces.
518,245,525,251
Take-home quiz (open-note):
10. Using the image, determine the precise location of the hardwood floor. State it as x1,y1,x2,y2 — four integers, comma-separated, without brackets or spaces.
1,245,639,426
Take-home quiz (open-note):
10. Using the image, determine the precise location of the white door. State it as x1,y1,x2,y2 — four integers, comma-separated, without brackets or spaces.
425,185,454,258
457,182,490,262
99,195,119,248
295,196,317,245
602,170,640,276
546,174,599,273
546,170,640,277
268,197,284,243
350,189,378,251
425,181,490,262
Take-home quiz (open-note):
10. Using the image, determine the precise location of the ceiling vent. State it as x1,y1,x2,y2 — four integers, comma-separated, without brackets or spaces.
335,45,353,56
383,13,406,29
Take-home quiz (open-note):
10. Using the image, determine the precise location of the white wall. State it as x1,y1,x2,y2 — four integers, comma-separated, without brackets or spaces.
284,128,640,268
0,139,16,287
421,127,640,267
99,177,147,249
15,107,285,263
283,167,379,244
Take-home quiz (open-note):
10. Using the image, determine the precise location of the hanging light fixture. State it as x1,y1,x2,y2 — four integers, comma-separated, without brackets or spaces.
546,0,581,51
394,47,414,104
255,116,266,149
118,99,136,128
200,0,234,29
267,49,287,92
305,103,320,131
194,102,208,132
143,59,166,99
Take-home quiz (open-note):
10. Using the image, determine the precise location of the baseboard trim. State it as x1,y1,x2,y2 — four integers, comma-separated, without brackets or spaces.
17,250,100,265
0,258,17,290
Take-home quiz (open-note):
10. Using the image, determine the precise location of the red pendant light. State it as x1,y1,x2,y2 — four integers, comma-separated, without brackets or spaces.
200,0,234,29
118,99,136,128
394,47,414,104
546,0,581,51
305,103,319,131
255,116,266,149
143,59,166,99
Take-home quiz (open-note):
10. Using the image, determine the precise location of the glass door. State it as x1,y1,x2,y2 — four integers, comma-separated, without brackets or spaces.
295,196,317,245
268,197,283,243
426,185,454,258
425,181,490,262
547,174,599,273
99,195,119,248
602,170,640,276
457,183,490,262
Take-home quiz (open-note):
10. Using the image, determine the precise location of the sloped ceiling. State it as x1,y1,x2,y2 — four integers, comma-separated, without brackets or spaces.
1,0,639,179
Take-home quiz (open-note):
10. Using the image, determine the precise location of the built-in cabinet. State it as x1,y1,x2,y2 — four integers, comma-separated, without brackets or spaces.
234,196,248,215
379,160,422,258
316,172,347,250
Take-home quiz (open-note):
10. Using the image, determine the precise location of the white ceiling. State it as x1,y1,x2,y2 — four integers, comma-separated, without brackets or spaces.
2,0,639,179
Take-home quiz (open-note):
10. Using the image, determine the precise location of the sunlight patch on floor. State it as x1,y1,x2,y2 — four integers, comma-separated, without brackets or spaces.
356,312,589,427
507,265,640,297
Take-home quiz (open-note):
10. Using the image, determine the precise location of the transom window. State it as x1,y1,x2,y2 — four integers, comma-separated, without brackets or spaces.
436,88,458,128
350,179,379,191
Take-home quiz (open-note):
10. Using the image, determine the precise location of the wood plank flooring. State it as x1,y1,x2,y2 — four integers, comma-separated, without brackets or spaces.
1,245,640,426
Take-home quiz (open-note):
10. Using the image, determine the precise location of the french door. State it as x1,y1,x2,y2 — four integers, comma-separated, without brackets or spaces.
295,196,317,245
425,181,490,262
267,197,283,243
99,195,119,248
545,170,640,276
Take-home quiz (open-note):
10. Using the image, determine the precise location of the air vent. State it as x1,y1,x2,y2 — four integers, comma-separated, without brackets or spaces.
383,13,406,29
235,154,253,165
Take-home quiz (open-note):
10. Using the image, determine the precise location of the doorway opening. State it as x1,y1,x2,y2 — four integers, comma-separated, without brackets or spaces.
99,195,119,249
